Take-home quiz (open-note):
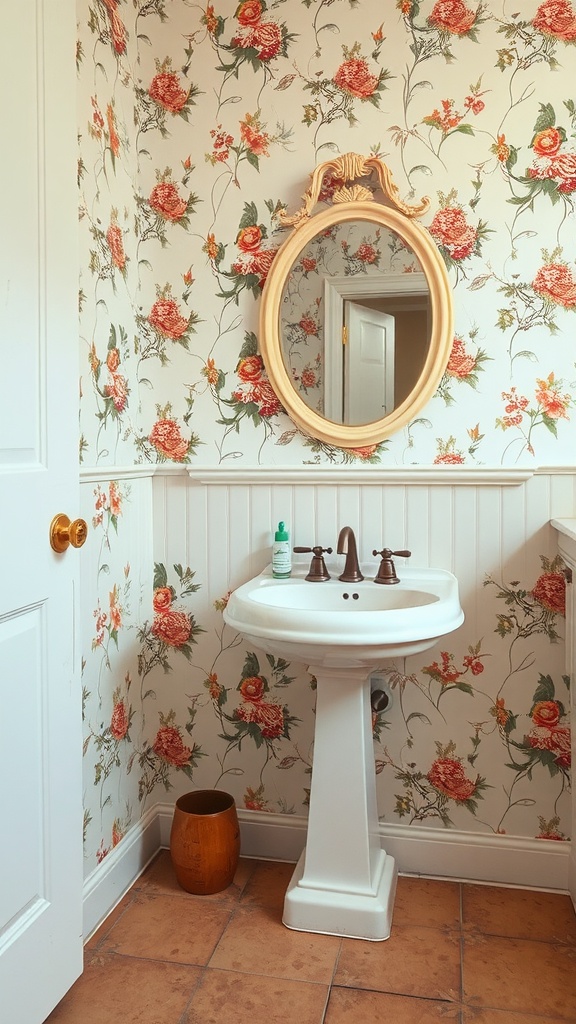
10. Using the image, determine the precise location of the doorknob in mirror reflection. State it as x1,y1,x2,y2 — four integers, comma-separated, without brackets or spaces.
49,513,88,553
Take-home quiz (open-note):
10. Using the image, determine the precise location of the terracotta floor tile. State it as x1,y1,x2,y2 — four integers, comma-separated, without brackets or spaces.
324,987,462,1023
462,883,576,944
85,891,136,950
239,858,296,913
184,967,328,1024
209,905,341,983
335,924,461,1002
44,952,200,1024
136,849,256,903
100,892,231,965
395,876,462,930
463,934,576,1020
461,1009,566,1023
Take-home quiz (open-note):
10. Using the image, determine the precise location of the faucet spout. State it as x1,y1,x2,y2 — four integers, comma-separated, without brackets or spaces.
337,526,364,583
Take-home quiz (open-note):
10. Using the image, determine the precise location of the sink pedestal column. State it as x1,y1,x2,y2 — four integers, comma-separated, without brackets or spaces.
283,666,397,941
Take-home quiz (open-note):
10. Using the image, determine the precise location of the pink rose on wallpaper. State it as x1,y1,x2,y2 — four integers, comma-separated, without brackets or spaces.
240,113,270,157
434,451,465,464
427,757,478,801
104,373,128,412
148,297,189,338
149,418,190,461
151,609,192,647
149,71,190,113
237,225,263,253
102,0,127,55
153,587,173,613
108,481,122,517
533,0,576,40
535,374,571,420
300,368,318,388
106,348,120,373
250,22,283,60
254,379,282,417
531,572,566,615
236,699,285,739
428,0,477,34
110,698,129,740
237,355,264,383
531,701,561,728
153,724,192,766
533,263,576,307
112,819,124,847
106,223,126,270
526,724,571,767
239,675,266,702
348,444,379,460
356,243,378,264
446,337,476,378
250,247,278,287
237,1,263,27
299,316,319,336
333,58,378,99
429,206,477,261
149,182,188,221
106,104,120,157
533,128,563,159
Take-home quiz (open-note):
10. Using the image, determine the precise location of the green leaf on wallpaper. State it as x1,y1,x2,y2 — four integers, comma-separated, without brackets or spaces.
409,164,432,177
454,124,475,136
515,350,537,362
153,563,168,589
241,651,261,680
533,103,556,135
469,274,491,290
531,674,556,704
238,201,259,231
406,711,431,727
318,22,338,33
542,414,558,437
239,332,258,359
246,149,259,171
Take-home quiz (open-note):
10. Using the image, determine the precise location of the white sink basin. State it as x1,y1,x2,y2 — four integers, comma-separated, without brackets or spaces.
224,563,464,668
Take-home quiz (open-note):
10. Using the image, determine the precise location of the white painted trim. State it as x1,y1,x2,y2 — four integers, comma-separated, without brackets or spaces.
78,465,576,486
82,804,162,941
231,811,569,891
186,467,535,486
84,803,570,940
80,465,187,483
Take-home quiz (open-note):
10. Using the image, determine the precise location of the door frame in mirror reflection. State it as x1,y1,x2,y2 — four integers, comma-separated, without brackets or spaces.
259,154,454,449
324,273,429,426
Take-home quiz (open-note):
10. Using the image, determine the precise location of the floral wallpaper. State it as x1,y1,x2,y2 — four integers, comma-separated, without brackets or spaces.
78,0,574,876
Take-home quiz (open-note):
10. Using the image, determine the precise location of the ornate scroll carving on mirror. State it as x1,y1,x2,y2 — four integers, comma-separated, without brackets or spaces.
259,153,454,448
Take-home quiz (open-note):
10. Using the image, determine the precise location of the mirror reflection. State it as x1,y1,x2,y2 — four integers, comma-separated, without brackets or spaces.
258,153,454,449
280,220,431,426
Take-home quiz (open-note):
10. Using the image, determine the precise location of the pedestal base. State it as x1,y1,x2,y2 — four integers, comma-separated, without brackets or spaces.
283,848,398,941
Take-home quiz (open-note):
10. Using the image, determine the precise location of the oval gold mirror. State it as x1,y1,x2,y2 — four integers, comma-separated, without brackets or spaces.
259,153,454,448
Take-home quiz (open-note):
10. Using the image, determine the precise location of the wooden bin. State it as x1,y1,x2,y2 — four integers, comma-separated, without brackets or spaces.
170,790,240,895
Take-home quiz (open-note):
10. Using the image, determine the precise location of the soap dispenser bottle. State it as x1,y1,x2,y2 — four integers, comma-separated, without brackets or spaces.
272,521,292,579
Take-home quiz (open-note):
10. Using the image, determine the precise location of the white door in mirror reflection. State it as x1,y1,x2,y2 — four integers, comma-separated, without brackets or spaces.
344,302,394,425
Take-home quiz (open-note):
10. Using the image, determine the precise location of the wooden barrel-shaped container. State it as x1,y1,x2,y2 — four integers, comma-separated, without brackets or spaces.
169,790,240,895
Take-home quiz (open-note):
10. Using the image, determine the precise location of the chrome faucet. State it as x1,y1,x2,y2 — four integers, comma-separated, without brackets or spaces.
337,526,364,582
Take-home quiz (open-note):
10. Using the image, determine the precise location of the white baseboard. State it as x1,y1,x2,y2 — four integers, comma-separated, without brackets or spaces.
82,804,162,940
84,803,571,939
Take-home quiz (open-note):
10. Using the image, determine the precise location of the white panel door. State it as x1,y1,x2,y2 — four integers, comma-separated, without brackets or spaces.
344,302,395,424
0,2,83,1022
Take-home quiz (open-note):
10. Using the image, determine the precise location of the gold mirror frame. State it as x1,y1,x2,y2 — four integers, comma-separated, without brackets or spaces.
259,153,454,448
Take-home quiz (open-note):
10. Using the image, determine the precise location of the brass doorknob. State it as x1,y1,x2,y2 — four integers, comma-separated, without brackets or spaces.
50,514,88,553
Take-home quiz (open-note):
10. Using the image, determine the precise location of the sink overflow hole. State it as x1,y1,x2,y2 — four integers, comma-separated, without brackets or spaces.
342,593,360,600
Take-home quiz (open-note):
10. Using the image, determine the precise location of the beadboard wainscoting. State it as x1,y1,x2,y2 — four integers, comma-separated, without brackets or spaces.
80,466,576,938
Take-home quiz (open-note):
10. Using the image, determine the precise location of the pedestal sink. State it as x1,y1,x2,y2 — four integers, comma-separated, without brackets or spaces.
223,559,464,941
